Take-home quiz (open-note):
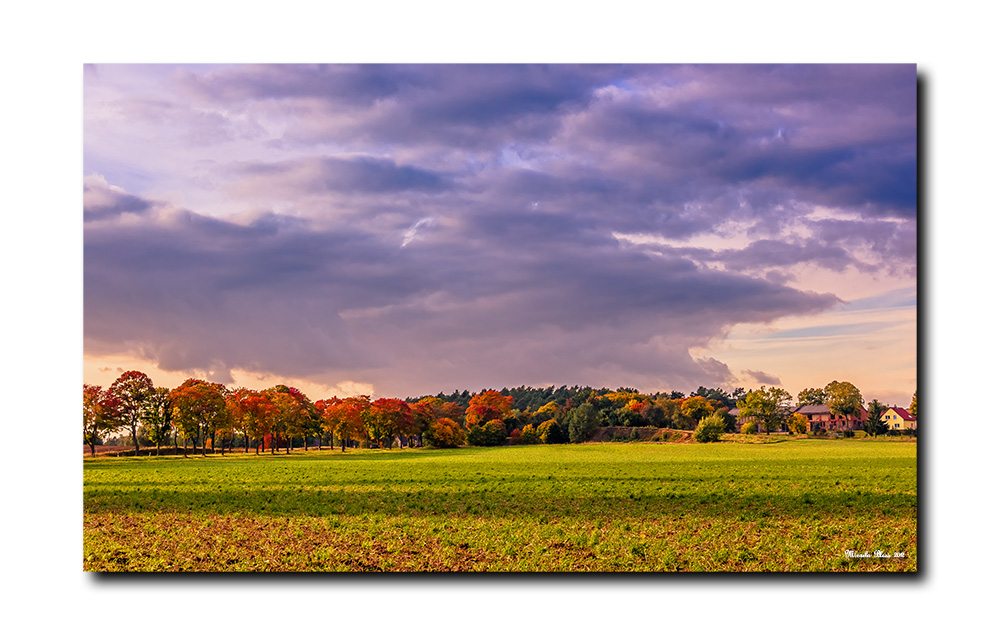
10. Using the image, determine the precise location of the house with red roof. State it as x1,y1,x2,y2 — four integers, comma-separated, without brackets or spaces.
881,406,917,431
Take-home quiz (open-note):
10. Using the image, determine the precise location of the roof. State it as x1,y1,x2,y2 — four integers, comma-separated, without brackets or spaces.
794,405,830,414
884,406,916,421
794,404,868,419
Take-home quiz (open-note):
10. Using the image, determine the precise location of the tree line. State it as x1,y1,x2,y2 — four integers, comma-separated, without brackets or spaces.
84,371,916,456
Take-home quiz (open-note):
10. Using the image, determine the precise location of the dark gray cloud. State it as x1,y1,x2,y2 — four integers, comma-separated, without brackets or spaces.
84,64,916,396
84,178,837,394
237,156,450,195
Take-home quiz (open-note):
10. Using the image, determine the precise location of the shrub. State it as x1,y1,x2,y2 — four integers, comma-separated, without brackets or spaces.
788,412,809,435
467,419,508,446
520,424,541,445
740,420,758,435
694,413,726,443
424,417,466,448
509,428,523,444
537,419,560,444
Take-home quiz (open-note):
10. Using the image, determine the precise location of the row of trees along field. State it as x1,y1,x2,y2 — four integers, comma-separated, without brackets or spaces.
84,371,917,456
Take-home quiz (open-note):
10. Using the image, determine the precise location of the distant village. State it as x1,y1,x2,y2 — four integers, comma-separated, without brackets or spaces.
731,403,917,435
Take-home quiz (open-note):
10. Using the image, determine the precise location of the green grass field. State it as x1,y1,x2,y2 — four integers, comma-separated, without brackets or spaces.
83,439,917,572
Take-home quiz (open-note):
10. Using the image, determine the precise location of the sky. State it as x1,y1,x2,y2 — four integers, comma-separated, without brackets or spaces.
83,63,916,406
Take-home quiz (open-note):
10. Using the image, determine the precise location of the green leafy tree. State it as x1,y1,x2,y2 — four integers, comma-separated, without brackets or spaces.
796,387,827,407
737,387,792,435
824,381,864,429
864,400,889,438
639,403,666,427
109,370,155,456
142,387,174,455
694,413,725,443
714,406,737,433
567,402,599,443
909,392,917,419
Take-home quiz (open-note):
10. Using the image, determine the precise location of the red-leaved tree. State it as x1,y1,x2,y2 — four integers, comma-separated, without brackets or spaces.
465,390,513,427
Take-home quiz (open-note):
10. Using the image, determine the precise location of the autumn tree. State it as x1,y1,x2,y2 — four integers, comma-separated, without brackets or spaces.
519,424,541,444
465,390,514,427
424,417,465,448
266,392,303,454
864,399,889,438
788,412,809,435
109,370,155,456
409,397,445,447
331,395,371,451
737,387,792,435
228,388,278,453
83,384,119,457
680,396,716,424
824,381,864,428
909,392,917,419
369,398,413,448
314,397,341,449
169,379,229,456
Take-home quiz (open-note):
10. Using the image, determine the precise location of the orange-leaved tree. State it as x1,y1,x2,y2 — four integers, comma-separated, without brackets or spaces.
331,395,371,450
228,388,279,454
369,398,413,448
425,417,466,448
465,390,513,427
169,379,229,456
315,397,341,449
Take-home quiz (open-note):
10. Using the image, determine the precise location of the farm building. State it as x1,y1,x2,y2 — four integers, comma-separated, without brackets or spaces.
792,404,868,433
